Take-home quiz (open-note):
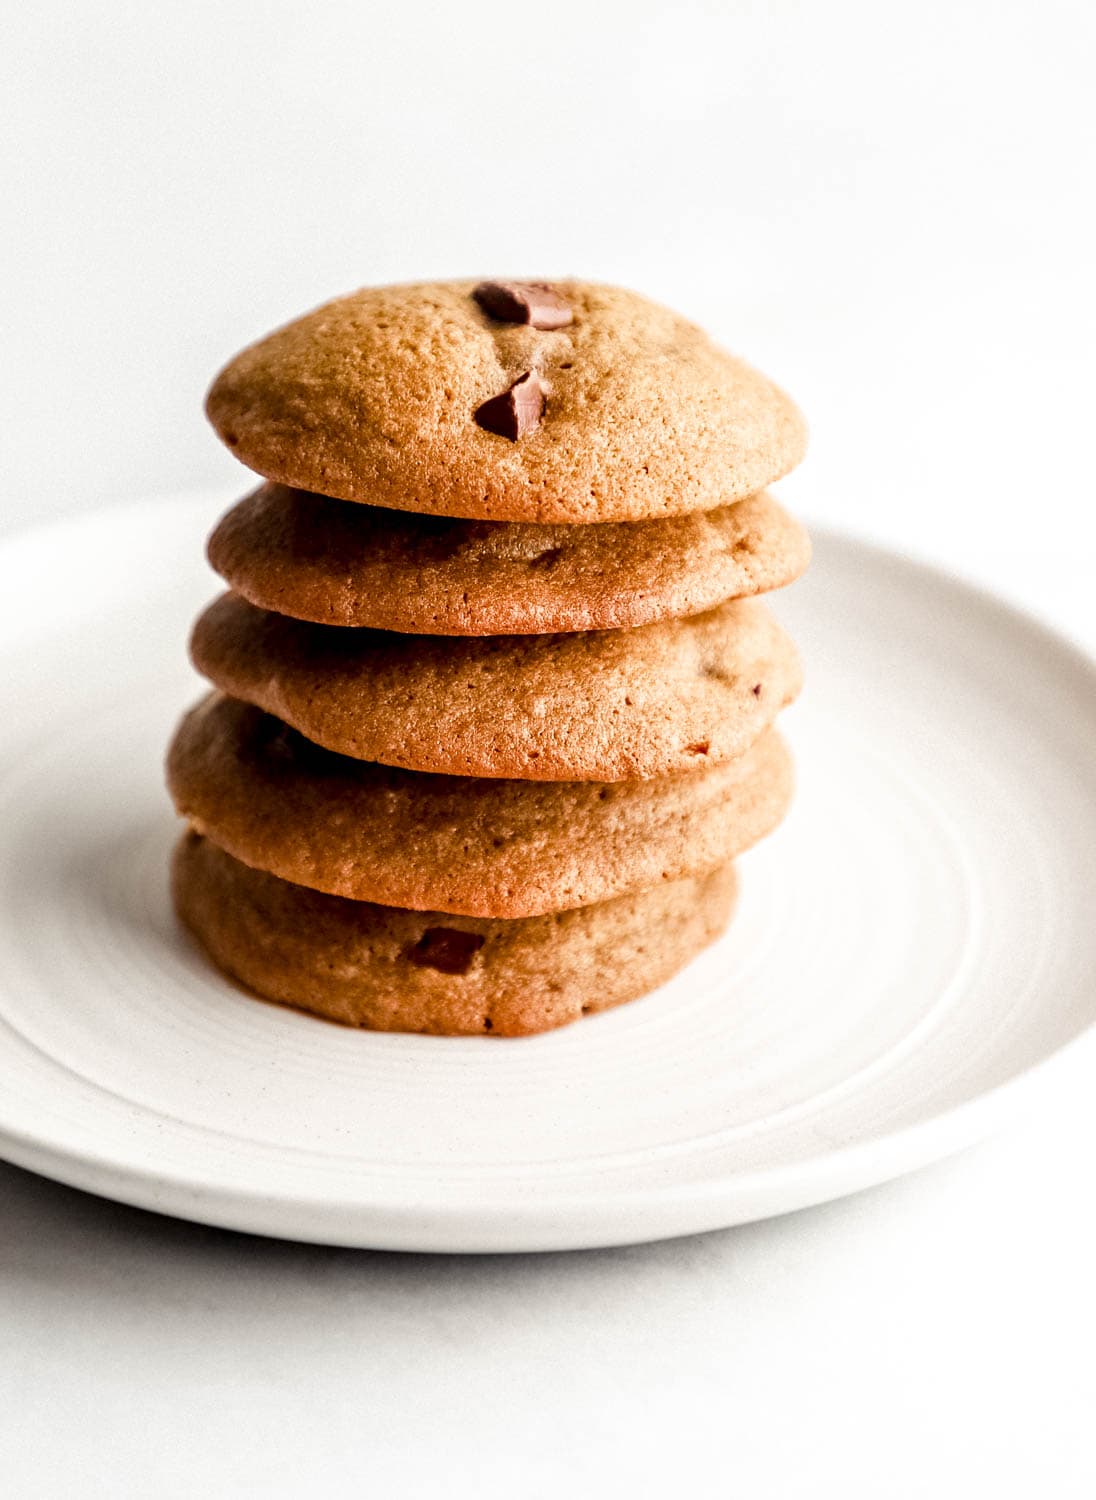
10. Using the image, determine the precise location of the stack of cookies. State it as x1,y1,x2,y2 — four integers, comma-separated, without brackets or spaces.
167,279,809,1036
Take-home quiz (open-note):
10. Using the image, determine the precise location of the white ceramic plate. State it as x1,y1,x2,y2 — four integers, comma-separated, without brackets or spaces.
1,493,1095,1252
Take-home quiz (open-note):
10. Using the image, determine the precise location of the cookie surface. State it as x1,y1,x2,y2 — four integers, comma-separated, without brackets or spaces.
190,594,802,781
172,832,737,1037
167,694,793,917
207,485,811,635
205,280,807,524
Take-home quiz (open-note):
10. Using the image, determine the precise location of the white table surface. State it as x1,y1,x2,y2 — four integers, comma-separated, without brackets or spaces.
2,3,1094,1494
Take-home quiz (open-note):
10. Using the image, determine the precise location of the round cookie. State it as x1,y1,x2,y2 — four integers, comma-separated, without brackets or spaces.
167,694,794,917
205,279,807,524
207,484,811,635
190,593,802,782
172,832,738,1037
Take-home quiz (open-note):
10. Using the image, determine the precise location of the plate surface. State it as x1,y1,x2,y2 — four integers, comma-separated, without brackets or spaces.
1,494,1095,1252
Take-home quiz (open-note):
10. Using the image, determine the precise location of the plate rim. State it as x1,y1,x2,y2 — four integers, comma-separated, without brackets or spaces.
0,1017,1094,1252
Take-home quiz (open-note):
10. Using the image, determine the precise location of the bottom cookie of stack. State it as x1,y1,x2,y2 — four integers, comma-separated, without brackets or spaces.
173,832,738,1038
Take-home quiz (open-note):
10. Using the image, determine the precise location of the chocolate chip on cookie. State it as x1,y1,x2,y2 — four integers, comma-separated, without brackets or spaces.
474,370,545,441
408,928,485,975
472,280,573,329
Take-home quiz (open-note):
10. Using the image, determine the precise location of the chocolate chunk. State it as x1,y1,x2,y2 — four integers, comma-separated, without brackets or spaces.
474,371,545,441
751,683,763,697
473,281,573,330
408,927,485,976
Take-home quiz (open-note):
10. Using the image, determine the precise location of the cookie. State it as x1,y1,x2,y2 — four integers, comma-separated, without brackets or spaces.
205,280,807,524
167,694,793,917
172,832,738,1037
189,593,802,781
207,484,811,636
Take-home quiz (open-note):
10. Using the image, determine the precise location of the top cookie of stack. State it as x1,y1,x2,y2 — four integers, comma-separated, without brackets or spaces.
169,278,809,1036
205,278,806,527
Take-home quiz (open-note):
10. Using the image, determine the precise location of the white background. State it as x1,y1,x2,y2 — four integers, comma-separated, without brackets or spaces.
2,2,1095,1495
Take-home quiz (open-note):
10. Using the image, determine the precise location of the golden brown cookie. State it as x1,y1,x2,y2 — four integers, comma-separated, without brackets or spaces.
207,484,811,635
167,694,794,917
189,593,802,781
172,832,738,1037
205,280,807,524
